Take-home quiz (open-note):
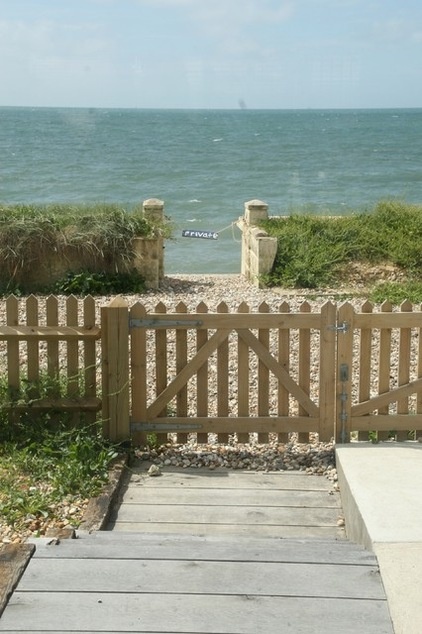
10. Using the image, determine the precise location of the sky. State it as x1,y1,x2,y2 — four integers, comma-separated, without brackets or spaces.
0,0,421,110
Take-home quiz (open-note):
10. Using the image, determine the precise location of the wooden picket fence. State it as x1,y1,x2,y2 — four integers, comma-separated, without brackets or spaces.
2,295,422,444
0,295,101,425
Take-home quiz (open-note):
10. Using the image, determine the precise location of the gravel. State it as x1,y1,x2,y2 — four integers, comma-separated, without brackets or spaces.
0,273,414,544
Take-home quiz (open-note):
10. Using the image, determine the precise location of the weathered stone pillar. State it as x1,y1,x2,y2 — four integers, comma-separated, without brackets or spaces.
130,199,165,289
237,199,278,287
244,199,269,225
143,198,164,223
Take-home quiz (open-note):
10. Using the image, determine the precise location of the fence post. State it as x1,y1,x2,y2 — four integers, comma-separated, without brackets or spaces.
319,301,336,442
101,297,130,442
336,302,355,443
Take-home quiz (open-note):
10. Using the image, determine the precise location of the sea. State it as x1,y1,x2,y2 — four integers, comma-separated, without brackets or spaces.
1,107,421,273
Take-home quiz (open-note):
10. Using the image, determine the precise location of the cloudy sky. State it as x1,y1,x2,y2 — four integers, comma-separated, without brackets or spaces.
1,0,421,109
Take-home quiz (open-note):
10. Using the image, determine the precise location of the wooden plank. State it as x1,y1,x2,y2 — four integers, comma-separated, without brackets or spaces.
30,533,373,564
298,301,311,442
3,397,101,411
196,302,209,443
336,302,354,442
216,302,229,443
175,302,188,444
0,592,392,633
127,469,334,490
109,503,340,526
237,302,250,443
345,414,422,430
83,295,98,426
258,302,270,443
137,415,321,434
354,311,422,328
377,301,393,441
0,544,35,618
154,301,168,444
357,301,373,441
46,296,59,385
102,298,130,442
397,300,412,440
26,295,39,389
118,488,341,507
0,325,100,339
66,296,79,396
108,522,345,538
319,301,336,442
352,379,422,416
20,558,385,599
130,302,148,446
277,301,290,443
133,311,323,329
6,296,19,427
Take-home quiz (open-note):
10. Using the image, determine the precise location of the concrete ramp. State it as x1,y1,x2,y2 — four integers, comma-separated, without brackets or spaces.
336,442,422,634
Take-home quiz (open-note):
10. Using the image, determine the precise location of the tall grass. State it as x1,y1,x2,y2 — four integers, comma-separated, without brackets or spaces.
0,202,171,292
260,200,422,290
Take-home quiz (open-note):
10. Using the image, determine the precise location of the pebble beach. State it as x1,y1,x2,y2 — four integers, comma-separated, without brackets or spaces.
0,273,413,544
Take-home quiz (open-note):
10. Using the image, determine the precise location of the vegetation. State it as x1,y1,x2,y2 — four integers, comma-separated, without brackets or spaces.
260,200,422,300
0,372,120,535
54,270,146,295
0,202,171,294
368,281,422,305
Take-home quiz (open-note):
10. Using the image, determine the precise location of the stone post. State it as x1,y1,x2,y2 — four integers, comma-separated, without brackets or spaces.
244,199,269,225
130,199,165,289
143,198,164,223
237,199,278,287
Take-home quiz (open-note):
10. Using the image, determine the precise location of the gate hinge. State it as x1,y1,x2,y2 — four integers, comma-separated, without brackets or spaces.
328,321,350,334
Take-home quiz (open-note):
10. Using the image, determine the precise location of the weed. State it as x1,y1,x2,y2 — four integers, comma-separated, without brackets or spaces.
0,371,120,533
54,269,147,295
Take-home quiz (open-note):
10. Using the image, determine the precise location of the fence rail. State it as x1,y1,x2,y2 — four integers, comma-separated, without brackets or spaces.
2,295,422,444
0,295,101,426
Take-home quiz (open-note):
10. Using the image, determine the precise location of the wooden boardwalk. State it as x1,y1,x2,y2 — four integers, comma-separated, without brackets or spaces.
0,467,394,633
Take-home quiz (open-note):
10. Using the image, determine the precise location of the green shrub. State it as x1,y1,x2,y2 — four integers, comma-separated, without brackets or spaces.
260,200,422,288
54,270,147,295
368,281,422,305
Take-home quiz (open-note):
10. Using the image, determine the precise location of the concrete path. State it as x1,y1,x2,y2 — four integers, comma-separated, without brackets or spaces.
336,442,422,634
0,464,394,633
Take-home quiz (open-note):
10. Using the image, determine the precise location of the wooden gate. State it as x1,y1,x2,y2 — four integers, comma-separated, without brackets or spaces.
101,298,336,443
102,298,422,444
336,301,422,442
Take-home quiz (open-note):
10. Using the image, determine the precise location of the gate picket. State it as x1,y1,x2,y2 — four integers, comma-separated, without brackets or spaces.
100,298,422,444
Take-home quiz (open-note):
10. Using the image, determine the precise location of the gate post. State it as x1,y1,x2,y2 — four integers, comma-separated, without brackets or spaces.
101,297,130,442
319,301,337,442
336,302,354,443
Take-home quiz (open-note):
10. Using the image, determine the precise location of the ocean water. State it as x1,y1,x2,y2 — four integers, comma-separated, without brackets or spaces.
1,107,421,273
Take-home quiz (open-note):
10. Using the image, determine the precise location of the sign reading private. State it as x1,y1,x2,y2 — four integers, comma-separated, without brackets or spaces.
182,229,219,240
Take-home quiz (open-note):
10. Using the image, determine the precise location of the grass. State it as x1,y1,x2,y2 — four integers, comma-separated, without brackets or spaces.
260,200,422,299
0,202,171,294
0,420,118,534
0,372,120,537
